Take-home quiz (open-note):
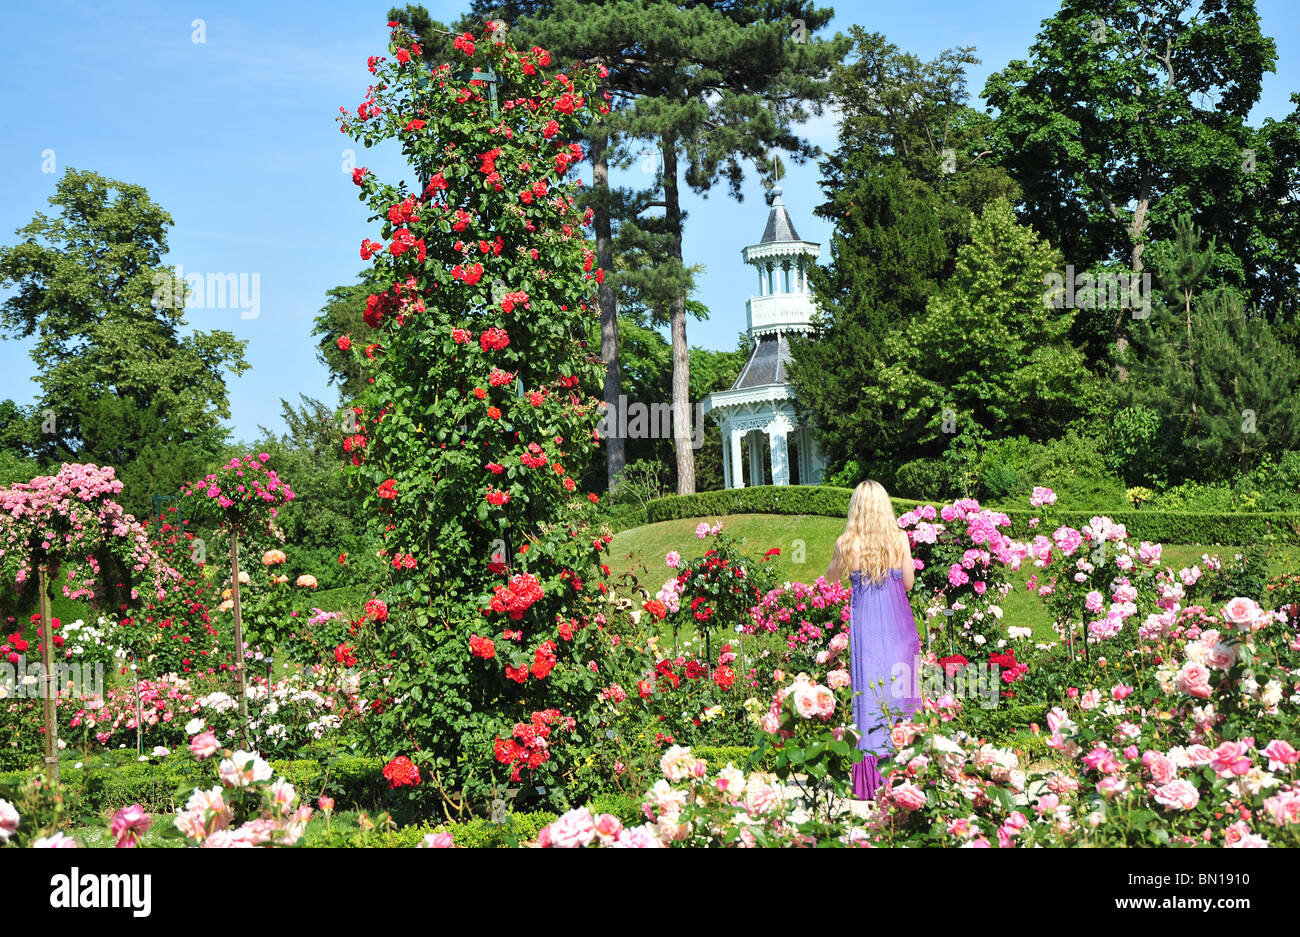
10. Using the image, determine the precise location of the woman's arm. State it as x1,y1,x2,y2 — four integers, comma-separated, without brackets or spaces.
826,539,844,583
899,532,915,592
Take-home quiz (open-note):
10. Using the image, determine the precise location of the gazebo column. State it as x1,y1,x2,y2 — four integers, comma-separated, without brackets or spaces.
746,431,764,487
722,424,732,489
729,429,745,489
770,426,790,486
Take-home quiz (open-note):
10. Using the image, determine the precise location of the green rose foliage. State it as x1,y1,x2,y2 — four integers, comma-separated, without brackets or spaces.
336,23,615,811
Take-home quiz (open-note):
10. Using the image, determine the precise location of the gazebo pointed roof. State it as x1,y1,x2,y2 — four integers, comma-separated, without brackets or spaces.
759,187,800,243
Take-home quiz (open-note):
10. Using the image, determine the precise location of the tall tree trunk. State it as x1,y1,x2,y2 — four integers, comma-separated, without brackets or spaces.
590,131,625,490
662,137,695,495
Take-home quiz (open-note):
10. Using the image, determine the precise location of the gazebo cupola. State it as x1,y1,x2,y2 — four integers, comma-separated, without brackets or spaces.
701,187,826,488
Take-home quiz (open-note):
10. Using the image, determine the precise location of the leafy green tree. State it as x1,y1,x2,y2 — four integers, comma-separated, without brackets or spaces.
872,198,1093,453
983,0,1298,359
788,31,1019,476
0,169,248,516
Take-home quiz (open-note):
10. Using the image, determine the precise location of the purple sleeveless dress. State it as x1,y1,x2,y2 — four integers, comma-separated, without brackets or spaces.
848,568,921,800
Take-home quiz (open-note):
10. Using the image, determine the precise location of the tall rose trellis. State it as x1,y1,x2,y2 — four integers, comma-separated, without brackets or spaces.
330,21,617,807
178,454,295,744
0,463,176,785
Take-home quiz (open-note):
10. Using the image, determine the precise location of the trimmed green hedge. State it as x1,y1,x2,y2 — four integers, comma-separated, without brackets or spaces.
0,754,391,817
645,485,1300,545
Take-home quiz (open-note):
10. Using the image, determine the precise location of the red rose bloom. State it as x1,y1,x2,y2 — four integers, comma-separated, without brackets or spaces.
505,664,529,684
495,737,523,763
337,335,352,351
334,644,357,667
469,634,496,659
713,664,735,690
383,756,421,788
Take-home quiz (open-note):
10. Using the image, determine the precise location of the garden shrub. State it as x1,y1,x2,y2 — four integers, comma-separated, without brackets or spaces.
893,457,952,500
0,754,391,818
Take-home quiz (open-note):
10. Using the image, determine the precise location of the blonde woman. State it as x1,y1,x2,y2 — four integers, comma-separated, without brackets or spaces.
826,480,920,800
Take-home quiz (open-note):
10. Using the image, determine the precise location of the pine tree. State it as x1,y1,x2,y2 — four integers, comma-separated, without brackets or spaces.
1128,215,1300,478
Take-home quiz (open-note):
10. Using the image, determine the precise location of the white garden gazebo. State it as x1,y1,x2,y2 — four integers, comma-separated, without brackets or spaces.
702,187,826,488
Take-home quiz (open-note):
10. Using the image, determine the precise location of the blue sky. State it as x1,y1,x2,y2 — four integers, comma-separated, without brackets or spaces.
1,0,1297,444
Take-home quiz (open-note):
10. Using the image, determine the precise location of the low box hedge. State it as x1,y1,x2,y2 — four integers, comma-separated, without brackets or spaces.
645,485,1300,545
0,753,391,817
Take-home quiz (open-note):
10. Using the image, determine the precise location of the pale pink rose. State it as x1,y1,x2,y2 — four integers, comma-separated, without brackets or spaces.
547,807,598,848
31,833,79,848
190,731,220,760
1146,753,1176,785
594,813,623,841
611,824,661,848
218,750,272,788
827,669,851,689
792,685,820,719
1220,597,1262,629
201,829,256,848
1097,776,1128,799
1079,689,1102,710
1263,739,1300,771
890,781,927,810
745,781,779,815
0,799,18,844
110,804,152,848
1152,779,1200,811
1203,641,1237,671
418,832,455,848
890,723,920,747
1176,661,1213,699
659,745,695,782
1262,790,1300,827
1184,744,1214,767
1210,741,1253,778
665,551,681,569
1034,793,1059,816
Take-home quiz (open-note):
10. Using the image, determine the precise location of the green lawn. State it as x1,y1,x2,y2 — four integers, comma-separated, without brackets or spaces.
609,513,1300,644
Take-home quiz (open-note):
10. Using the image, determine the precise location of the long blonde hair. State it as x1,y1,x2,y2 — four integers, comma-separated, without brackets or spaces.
828,480,905,585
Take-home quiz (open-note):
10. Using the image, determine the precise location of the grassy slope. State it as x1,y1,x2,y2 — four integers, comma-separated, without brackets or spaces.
608,513,1299,643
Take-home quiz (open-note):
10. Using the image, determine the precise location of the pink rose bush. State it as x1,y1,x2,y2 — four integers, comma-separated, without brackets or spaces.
744,576,851,701
0,463,175,604
172,738,312,847
177,454,295,535
896,499,1019,658
853,593,1300,846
